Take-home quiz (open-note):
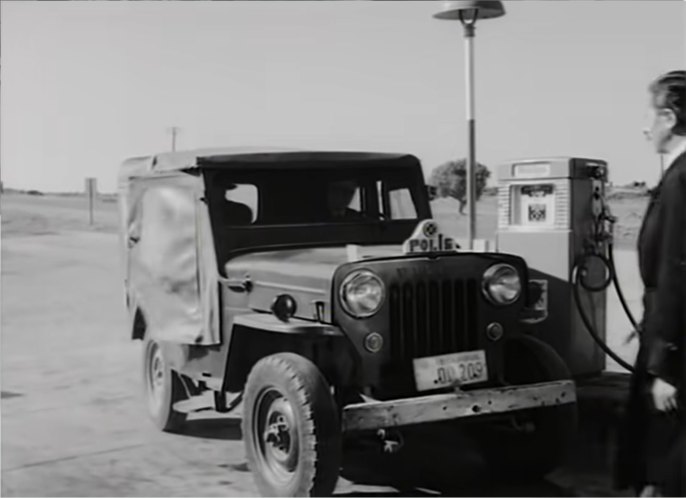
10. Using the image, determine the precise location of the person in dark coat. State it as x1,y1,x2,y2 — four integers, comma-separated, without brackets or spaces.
615,70,686,497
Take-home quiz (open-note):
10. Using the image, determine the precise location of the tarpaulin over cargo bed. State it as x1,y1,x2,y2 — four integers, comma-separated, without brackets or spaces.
125,179,220,345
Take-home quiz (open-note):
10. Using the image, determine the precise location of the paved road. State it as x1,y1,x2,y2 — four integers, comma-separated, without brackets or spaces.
1,231,637,496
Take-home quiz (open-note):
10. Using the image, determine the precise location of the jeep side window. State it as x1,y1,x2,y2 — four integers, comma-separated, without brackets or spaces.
326,180,363,221
388,187,417,220
377,181,419,220
349,186,362,212
209,168,422,226
222,184,258,225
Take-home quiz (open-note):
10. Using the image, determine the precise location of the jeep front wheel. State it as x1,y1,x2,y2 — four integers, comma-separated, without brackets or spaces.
243,353,341,497
143,338,188,432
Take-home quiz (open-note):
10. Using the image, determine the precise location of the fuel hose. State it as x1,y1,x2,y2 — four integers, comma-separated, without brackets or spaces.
572,246,636,373
607,242,641,333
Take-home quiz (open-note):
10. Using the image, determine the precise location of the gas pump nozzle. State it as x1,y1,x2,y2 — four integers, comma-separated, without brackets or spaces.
590,186,616,247
587,164,607,181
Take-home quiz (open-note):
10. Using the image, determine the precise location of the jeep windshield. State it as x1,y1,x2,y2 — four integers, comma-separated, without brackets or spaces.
203,164,432,259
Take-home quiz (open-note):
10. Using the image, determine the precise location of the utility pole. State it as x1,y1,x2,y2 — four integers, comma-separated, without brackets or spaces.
85,178,97,226
167,126,181,152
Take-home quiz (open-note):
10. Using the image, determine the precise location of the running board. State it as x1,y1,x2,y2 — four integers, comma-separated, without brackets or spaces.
173,391,243,414
173,391,215,413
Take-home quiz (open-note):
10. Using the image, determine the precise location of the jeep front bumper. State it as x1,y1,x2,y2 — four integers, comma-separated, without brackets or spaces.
342,380,576,432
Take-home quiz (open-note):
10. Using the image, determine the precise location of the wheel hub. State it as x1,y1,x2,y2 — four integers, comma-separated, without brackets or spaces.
265,414,291,453
254,389,299,483
147,343,166,410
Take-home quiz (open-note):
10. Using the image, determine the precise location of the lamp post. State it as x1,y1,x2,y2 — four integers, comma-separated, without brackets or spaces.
434,1,505,250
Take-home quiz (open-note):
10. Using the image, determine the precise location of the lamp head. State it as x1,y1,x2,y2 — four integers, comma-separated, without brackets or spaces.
433,1,506,21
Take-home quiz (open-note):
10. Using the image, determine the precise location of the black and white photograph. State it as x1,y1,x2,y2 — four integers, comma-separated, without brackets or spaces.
1,1,685,496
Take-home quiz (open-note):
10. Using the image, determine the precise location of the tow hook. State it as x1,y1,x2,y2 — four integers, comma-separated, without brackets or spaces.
376,428,404,454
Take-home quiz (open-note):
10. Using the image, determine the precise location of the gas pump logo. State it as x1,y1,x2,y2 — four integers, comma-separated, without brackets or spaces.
521,184,555,226
528,204,547,222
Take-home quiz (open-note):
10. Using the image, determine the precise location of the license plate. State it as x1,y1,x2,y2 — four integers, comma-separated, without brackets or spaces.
413,350,488,392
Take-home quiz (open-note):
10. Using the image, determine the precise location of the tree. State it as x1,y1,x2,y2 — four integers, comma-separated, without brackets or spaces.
428,159,491,214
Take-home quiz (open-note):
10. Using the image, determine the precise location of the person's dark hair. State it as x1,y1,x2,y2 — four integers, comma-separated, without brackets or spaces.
649,70,686,136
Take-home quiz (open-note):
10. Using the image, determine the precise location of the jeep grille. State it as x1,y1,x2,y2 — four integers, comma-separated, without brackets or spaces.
388,278,480,360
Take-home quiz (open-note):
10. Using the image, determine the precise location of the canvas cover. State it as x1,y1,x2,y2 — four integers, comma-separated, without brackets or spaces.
124,176,220,345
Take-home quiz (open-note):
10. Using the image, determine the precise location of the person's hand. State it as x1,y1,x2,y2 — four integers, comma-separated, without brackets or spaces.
651,377,678,412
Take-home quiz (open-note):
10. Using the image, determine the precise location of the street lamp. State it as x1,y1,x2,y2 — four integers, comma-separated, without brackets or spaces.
434,1,505,250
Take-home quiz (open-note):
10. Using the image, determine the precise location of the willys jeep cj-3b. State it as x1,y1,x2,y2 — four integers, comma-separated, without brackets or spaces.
118,148,577,496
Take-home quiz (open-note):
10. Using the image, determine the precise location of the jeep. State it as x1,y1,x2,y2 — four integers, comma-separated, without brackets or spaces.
118,148,576,496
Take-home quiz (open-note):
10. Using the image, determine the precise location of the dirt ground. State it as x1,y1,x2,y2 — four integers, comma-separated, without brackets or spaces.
1,192,642,496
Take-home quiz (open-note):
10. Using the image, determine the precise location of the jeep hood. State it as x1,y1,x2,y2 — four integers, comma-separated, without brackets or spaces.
224,245,404,321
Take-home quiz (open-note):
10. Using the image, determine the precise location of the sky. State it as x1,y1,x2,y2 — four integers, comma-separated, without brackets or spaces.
1,1,685,194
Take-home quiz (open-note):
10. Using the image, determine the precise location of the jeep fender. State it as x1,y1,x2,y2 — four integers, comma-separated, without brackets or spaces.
224,313,359,393
232,314,343,338
131,307,146,340
504,334,573,383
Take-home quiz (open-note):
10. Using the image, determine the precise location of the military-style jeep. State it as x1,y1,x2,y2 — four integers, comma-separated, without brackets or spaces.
118,148,576,496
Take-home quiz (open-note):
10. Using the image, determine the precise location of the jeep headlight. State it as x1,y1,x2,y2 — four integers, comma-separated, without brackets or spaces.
340,270,385,318
482,264,522,306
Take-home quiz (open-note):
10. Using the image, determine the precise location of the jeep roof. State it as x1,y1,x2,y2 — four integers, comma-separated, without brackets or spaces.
119,147,421,182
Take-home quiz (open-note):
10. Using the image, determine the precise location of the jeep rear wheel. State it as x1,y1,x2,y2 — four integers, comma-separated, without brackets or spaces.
243,353,341,497
143,338,188,432
478,336,578,481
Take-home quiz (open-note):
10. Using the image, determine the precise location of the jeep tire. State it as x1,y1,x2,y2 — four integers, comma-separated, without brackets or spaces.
477,336,578,481
243,353,341,497
142,337,188,432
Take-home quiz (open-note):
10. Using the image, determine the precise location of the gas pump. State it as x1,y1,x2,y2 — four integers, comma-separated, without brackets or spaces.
496,157,634,377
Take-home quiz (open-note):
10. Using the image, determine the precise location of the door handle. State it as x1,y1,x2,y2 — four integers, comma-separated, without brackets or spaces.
128,235,140,248
225,277,252,293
